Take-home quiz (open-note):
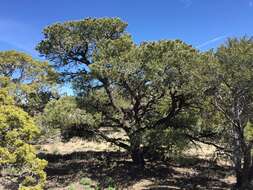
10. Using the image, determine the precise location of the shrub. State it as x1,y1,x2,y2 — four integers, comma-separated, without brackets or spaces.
0,90,47,190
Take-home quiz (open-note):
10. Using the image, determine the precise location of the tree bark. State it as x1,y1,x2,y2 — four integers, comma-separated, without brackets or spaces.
234,141,253,189
131,147,145,167
234,165,252,189
129,132,145,167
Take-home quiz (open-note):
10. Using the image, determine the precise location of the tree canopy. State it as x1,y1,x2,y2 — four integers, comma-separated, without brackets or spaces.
0,51,57,115
37,17,209,166
36,17,128,80
203,37,253,189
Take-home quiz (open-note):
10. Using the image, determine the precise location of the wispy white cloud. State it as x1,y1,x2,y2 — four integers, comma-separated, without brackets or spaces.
180,0,192,8
196,35,227,49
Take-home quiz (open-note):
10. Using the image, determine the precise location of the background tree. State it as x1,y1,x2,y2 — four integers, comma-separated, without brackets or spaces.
202,37,253,189
37,96,99,141
0,51,57,116
0,89,47,190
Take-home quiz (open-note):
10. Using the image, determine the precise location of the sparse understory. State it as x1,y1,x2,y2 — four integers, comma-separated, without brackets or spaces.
1,139,235,190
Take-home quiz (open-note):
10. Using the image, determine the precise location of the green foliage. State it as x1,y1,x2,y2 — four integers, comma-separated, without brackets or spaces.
38,96,101,140
0,89,15,105
67,184,76,190
144,128,190,159
105,187,116,190
198,37,253,188
244,121,253,142
0,50,57,115
36,17,127,79
204,37,253,145
80,177,92,186
37,17,207,165
104,176,115,188
0,90,47,190
85,39,205,159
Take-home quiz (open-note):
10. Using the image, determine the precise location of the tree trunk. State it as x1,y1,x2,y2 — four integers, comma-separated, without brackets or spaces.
129,132,145,167
234,144,253,189
235,168,252,189
232,124,244,189
131,147,145,167
235,171,251,190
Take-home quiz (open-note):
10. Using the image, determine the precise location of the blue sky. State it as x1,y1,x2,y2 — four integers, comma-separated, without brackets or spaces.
0,0,253,58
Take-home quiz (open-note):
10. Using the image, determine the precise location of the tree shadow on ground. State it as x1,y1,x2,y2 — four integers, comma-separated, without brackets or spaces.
38,151,233,189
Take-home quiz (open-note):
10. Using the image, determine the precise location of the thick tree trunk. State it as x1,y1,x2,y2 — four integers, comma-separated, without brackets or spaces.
129,132,145,167
231,98,253,189
234,167,252,189
131,147,145,167
235,171,251,190
234,143,253,189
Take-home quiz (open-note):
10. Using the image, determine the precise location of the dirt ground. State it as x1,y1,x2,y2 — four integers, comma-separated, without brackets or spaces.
0,139,235,190
40,139,235,190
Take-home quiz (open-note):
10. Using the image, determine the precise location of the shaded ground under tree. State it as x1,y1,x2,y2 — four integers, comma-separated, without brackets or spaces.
38,150,234,190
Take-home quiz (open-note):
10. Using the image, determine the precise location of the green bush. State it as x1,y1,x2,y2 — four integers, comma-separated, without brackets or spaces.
0,90,47,190
80,177,92,186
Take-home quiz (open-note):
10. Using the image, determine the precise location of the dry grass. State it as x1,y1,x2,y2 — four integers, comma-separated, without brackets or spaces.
39,128,127,154
36,139,235,190
0,136,235,190
39,138,121,154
